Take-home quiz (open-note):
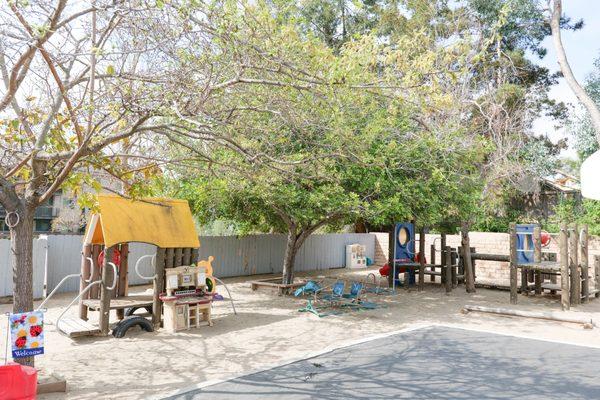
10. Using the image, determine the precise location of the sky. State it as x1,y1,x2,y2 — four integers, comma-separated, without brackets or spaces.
531,0,600,157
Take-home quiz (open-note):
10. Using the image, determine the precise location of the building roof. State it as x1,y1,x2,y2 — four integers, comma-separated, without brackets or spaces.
541,170,580,194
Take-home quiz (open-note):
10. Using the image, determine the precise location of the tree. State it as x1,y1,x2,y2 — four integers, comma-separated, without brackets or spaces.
549,0,600,145
0,2,181,366
163,1,487,285
569,55,600,159
1,0,299,365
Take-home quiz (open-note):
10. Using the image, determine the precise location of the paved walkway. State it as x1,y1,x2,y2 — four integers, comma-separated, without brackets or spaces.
165,326,600,399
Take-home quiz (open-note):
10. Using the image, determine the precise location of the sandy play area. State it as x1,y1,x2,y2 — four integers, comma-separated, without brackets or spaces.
3,267,600,400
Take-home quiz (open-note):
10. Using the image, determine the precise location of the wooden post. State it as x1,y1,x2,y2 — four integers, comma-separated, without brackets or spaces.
99,246,115,336
470,247,477,282
418,227,425,291
78,244,92,320
174,248,183,267
90,244,101,299
430,244,436,282
191,247,199,264
560,223,570,310
116,243,129,320
152,247,166,328
509,223,518,304
451,248,458,288
595,255,600,298
594,256,600,297
581,225,589,303
534,225,542,295
183,248,192,265
445,246,452,294
569,224,580,305
387,225,395,288
461,226,475,293
521,265,529,295
440,233,447,285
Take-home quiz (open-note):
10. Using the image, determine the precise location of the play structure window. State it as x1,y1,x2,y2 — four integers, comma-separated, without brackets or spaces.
398,227,409,246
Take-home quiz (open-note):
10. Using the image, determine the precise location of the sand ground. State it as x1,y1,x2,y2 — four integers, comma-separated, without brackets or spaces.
2,267,600,400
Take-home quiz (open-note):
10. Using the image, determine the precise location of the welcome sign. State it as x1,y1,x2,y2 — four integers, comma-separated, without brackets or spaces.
10,311,44,358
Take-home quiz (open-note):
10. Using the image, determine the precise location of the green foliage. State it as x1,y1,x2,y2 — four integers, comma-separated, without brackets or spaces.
162,0,487,237
542,198,600,236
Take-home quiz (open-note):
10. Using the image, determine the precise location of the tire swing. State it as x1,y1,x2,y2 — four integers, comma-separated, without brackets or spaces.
112,316,154,338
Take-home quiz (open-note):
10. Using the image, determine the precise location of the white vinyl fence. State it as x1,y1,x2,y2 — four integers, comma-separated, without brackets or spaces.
0,233,375,298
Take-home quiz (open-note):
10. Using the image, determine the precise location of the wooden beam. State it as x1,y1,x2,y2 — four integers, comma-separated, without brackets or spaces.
509,223,518,304
90,245,101,299
99,246,115,336
560,223,570,310
581,225,589,303
166,248,174,269
569,224,580,305
451,248,458,288
596,255,600,299
534,225,542,295
470,247,477,281
445,246,452,294
183,248,191,265
430,243,436,282
191,247,199,264
471,253,509,262
78,244,92,320
463,305,594,329
440,233,447,285
116,243,129,320
387,225,394,288
418,227,425,291
174,248,183,267
153,247,166,328
461,227,475,293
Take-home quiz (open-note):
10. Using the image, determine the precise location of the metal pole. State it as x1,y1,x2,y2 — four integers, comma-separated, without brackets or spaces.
4,313,10,364
392,226,397,292
40,234,49,299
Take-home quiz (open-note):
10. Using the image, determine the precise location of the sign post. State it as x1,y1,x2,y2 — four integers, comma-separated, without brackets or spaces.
9,311,44,359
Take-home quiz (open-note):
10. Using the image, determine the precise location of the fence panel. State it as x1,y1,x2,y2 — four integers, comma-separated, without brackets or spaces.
0,233,376,297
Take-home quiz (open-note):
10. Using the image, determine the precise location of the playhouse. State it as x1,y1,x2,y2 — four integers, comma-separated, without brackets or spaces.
52,194,217,338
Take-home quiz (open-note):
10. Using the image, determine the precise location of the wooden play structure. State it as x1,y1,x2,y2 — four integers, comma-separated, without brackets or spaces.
46,195,220,338
381,221,599,310
384,222,464,294
506,223,597,310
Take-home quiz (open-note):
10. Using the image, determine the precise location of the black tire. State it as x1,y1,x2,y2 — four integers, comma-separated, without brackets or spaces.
124,306,153,317
112,316,154,338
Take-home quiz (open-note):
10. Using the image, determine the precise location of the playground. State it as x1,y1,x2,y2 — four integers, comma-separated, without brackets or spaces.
3,266,600,399
3,196,600,399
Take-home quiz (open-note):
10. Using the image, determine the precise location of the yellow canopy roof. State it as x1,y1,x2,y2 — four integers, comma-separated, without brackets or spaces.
85,195,200,249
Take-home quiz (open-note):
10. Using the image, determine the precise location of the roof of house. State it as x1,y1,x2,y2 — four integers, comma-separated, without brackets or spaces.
541,170,580,193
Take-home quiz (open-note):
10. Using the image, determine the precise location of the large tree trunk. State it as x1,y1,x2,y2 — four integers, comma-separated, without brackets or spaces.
10,206,35,366
551,0,600,144
278,215,339,285
282,229,299,285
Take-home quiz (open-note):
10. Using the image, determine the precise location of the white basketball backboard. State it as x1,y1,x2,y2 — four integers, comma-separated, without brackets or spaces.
581,150,600,200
